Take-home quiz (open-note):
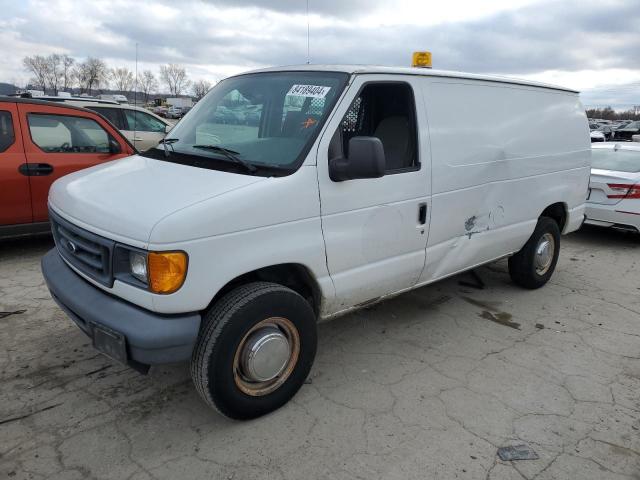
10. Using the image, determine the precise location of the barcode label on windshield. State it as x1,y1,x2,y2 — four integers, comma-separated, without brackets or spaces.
287,85,331,98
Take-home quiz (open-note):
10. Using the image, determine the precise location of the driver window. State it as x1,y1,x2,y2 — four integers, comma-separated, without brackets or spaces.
339,82,418,172
28,114,111,153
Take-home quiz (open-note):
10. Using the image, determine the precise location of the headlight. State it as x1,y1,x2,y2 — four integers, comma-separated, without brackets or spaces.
114,246,188,294
129,251,148,283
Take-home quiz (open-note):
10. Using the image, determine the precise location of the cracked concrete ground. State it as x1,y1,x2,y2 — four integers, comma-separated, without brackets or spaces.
1,226,639,480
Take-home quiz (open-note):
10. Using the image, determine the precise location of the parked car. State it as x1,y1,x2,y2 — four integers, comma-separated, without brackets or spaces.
166,106,183,119
153,105,168,117
591,130,606,142
613,120,632,130
614,121,640,141
597,125,615,141
41,65,590,419
0,97,135,239
584,142,640,233
42,96,172,151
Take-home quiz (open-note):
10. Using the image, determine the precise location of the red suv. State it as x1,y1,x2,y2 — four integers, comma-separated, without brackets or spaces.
0,97,135,238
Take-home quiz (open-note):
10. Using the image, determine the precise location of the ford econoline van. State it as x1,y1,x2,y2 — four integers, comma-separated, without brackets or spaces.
42,65,590,419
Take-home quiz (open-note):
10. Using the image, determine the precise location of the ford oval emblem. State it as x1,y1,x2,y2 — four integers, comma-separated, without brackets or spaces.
67,240,77,253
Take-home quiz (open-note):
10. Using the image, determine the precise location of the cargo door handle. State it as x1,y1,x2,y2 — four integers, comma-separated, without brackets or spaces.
418,203,427,225
18,163,54,176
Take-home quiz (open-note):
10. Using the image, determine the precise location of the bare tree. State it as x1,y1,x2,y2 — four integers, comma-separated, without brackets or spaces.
44,54,62,95
110,67,134,94
192,79,212,101
139,70,158,104
61,55,75,92
159,64,190,96
23,55,49,92
74,57,108,95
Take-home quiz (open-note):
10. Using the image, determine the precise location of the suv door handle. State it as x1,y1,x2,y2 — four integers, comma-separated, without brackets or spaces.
18,163,54,176
418,203,427,225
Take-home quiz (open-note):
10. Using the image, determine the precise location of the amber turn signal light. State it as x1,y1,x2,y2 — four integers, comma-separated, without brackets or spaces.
148,251,188,294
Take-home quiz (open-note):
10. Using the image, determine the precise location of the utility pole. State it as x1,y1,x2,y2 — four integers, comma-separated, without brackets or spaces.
134,42,138,106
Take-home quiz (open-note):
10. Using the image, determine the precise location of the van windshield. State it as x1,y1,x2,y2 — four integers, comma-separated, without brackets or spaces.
143,71,348,175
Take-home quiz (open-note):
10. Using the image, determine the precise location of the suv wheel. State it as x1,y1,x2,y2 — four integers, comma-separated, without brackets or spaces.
191,282,317,419
508,216,561,289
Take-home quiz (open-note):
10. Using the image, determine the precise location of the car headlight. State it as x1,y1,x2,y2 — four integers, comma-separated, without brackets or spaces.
129,251,148,283
114,246,188,294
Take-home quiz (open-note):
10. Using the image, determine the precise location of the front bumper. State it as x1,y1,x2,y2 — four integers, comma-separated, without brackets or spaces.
41,249,201,371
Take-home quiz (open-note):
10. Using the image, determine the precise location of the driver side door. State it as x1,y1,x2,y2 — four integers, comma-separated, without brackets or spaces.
317,75,432,313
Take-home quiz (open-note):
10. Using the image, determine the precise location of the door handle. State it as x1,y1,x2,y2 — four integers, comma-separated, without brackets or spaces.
18,163,54,176
133,137,143,141
418,203,427,225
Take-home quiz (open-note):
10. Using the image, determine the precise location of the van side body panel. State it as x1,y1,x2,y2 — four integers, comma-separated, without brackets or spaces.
418,78,590,283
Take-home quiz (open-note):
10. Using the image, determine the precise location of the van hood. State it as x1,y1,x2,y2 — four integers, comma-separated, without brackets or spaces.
49,155,264,244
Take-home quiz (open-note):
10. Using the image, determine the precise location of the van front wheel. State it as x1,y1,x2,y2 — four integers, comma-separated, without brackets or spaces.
191,282,317,419
508,216,561,289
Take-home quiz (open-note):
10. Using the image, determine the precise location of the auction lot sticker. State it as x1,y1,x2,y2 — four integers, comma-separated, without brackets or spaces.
287,85,331,98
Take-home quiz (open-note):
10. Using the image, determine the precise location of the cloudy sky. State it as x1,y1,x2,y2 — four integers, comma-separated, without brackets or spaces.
1,0,638,108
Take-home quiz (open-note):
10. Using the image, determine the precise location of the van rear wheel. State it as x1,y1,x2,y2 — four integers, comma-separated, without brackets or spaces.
508,216,560,289
191,282,317,419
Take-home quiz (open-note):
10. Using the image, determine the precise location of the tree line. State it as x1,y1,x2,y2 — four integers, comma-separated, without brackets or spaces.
22,54,213,102
586,106,640,121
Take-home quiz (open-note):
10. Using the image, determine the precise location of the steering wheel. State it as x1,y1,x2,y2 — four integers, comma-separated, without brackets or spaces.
59,142,71,152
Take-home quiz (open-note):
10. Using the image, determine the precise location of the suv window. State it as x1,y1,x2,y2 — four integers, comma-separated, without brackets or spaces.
0,110,15,152
123,110,166,133
87,107,123,129
28,114,111,153
339,83,418,172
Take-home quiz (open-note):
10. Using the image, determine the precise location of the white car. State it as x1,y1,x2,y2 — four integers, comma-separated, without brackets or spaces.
166,106,183,119
41,65,590,419
585,142,640,233
40,96,172,151
590,130,606,142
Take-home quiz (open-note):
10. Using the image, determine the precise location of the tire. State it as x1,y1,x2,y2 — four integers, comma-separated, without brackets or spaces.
191,282,317,419
508,216,561,289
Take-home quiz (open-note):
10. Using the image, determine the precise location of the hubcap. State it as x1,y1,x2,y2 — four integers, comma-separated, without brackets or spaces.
241,327,290,382
534,233,555,275
233,317,300,396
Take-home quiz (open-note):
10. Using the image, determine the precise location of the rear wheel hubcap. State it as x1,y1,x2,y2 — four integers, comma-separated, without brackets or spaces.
534,233,555,276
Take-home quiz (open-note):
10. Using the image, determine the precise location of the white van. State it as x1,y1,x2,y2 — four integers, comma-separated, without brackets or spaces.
42,65,590,418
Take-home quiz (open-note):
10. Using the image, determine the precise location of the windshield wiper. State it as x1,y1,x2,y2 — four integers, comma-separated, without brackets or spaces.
191,145,257,173
159,138,179,156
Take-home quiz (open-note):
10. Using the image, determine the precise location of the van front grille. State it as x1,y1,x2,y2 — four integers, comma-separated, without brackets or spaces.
50,210,115,286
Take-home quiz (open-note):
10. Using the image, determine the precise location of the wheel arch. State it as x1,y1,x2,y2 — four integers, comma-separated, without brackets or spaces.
540,202,568,233
205,263,323,318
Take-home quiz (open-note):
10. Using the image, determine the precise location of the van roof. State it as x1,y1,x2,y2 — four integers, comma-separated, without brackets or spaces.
242,64,579,94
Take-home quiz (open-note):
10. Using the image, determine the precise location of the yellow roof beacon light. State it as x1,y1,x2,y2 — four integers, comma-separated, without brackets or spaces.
412,51,432,69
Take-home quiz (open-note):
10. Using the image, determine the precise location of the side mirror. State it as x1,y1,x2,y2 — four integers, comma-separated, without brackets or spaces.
109,137,122,154
329,136,385,182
